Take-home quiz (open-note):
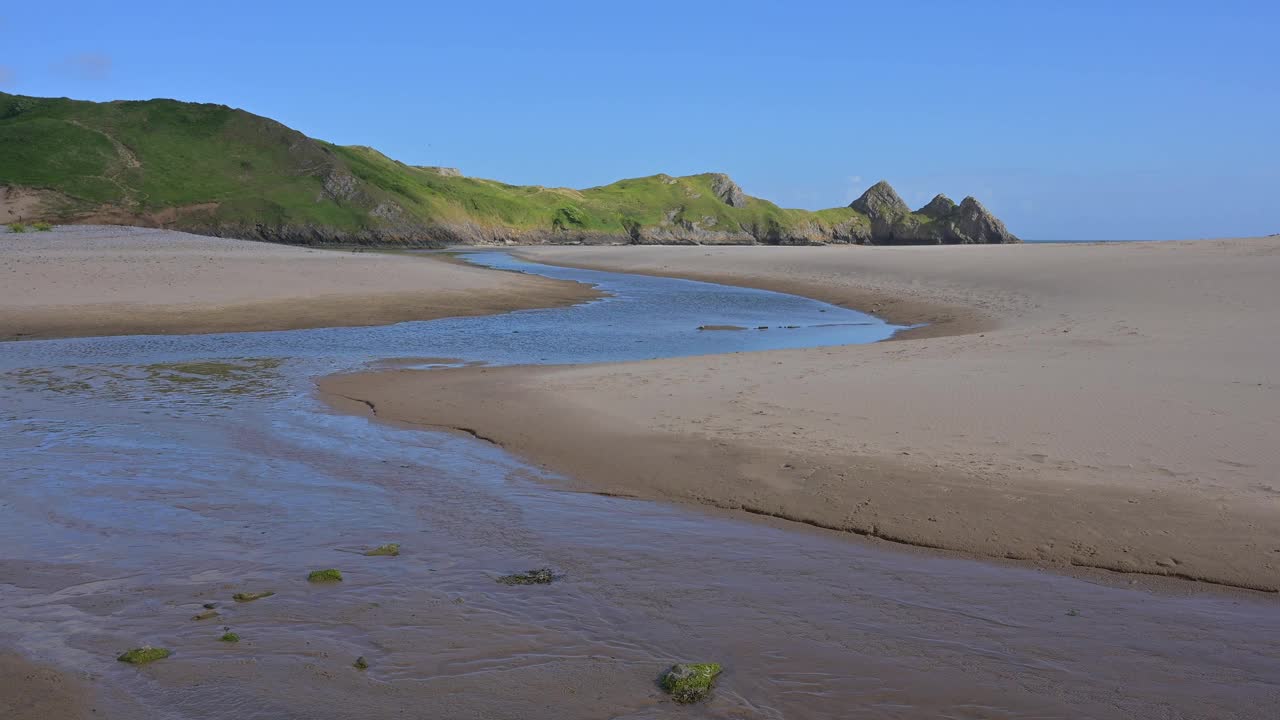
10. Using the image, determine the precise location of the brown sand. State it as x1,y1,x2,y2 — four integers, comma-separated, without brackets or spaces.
0,225,597,340
0,655,93,720
321,239,1280,591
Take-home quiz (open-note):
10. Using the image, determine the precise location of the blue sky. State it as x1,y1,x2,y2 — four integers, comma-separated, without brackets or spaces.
1,1,1276,240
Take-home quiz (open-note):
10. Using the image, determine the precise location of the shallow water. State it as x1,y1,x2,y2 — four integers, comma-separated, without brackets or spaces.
0,252,900,371
1,254,1276,719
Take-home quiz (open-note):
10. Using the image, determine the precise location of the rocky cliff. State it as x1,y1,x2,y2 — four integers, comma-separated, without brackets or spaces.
847,182,1019,245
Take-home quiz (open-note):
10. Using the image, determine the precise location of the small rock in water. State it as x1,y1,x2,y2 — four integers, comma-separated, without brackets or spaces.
307,569,343,583
118,647,171,664
191,609,219,621
219,631,240,643
353,656,369,670
496,568,557,585
661,662,722,704
233,591,275,602
202,602,218,609
363,543,400,557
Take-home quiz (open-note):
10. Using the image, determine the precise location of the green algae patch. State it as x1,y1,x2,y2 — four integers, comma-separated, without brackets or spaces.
496,568,556,585
117,647,171,665
232,591,275,602
219,632,240,643
661,663,722,704
353,656,369,670
307,569,343,583
139,358,286,398
364,543,400,557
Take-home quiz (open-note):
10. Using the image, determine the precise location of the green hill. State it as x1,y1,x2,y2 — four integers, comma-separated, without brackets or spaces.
0,92,1018,246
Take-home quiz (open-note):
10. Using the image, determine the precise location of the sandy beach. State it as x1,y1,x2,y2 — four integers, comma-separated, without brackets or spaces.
0,225,597,340
321,238,1280,591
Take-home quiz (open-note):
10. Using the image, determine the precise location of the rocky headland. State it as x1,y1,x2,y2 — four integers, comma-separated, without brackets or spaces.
1,92,1018,247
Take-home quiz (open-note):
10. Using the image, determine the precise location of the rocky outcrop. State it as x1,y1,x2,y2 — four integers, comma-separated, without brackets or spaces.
418,166,462,177
917,193,957,219
847,181,1019,244
947,196,1018,244
850,180,910,221
322,171,361,202
710,173,748,208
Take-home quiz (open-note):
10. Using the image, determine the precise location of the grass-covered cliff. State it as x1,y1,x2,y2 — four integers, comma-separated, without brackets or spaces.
0,92,1018,246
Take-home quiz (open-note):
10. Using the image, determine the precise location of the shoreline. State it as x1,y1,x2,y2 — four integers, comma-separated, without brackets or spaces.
506,249,999,342
0,226,600,341
317,362,1280,593
319,239,1280,592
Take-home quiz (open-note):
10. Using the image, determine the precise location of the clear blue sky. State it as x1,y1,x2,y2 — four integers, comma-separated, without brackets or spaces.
2,1,1277,239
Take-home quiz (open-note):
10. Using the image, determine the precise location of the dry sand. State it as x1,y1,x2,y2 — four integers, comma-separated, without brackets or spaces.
0,225,597,340
321,239,1280,591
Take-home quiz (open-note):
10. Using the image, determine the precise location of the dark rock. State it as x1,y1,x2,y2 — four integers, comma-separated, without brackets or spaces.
496,568,557,585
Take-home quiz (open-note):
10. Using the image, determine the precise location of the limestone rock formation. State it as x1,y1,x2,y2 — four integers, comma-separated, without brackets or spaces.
917,193,958,219
850,180,910,221
848,181,1019,244
948,196,1018,244
710,173,748,208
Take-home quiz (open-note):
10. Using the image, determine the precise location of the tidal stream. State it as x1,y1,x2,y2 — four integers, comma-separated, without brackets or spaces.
1,253,1275,719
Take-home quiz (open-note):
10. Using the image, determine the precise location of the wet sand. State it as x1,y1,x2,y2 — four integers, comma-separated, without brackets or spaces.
0,655,92,720
3,363,1278,719
322,239,1280,591
0,225,597,340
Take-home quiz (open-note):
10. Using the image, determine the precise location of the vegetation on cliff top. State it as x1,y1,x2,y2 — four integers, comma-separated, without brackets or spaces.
0,92,1016,245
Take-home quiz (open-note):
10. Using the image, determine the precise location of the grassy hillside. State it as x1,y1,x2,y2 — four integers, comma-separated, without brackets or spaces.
0,92,1014,245
0,93,371,235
